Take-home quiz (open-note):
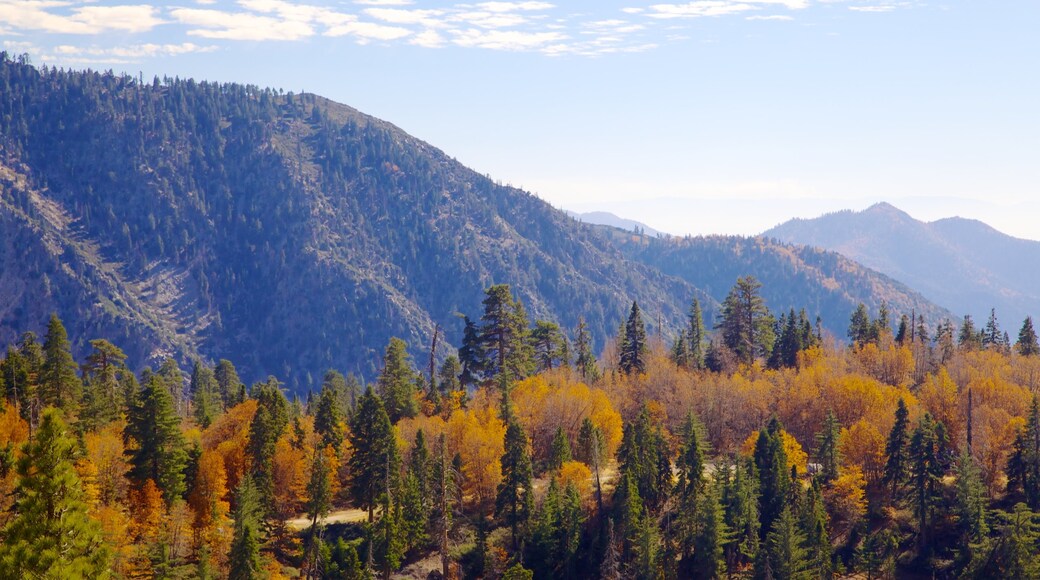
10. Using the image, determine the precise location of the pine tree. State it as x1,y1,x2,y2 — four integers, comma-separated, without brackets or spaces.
304,444,333,577
848,303,872,346
718,276,774,366
619,301,648,375
816,410,841,484
601,518,623,580
349,387,400,522
229,475,264,580
722,457,761,570
480,284,534,384
574,317,600,382
617,405,671,513
497,420,534,552
0,409,110,578
577,417,606,510
190,361,220,429
1008,396,1040,508
959,315,982,350
80,338,128,430
908,413,946,552
548,425,572,472
532,320,568,372
983,308,1006,351
374,494,405,579
687,480,730,579
974,503,1040,578
214,359,244,409
39,313,82,417
1018,317,1040,357
895,314,910,345
437,355,462,398
126,373,189,504
400,472,428,553
246,377,289,519
457,315,485,389
430,434,456,579
755,417,790,540
954,451,989,571
883,398,911,502
376,337,418,423
313,383,344,452
758,504,811,580
688,297,706,369
799,480,832,578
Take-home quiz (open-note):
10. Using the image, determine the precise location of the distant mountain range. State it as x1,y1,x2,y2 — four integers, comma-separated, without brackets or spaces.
763,202,1040,326
0,57,954,391
565,210,667,238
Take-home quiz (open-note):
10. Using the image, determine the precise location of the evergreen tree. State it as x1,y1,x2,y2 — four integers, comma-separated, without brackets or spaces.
687,479,730,579
883,398,911,502
574,317,600,382
799,480,832,579
959,315,983,350
895,314,910,345
247,377,290,518
722,457,761,571
1008,396,1040,508
619,301,648,375
376,337,419,423
755,417,790,540
758,504,811,580
497,420,534,552
548,425,572,472
601,518,623,580
0,409,110,578
973,503,1040,579
983,308,1006,350
532,320,568,372
409,429,431,504
718,276,774,366
908,413,946,552
457,315,484,389
190,361,220,429
400,472,428,554
229,475,264,580
688,297,706,369
304,444,333,576
617,405,672,513
126,373,189,504
954,451,989,571
816,410,841,484
39,313,82,417
480,284,534,384
214,359,244,409
1018,317,1040,357
848,303,872,346
437,355,462,398
349,387,400,522
313,383,344,452
632,506,661,579
577,417,606,510
430,434,456,579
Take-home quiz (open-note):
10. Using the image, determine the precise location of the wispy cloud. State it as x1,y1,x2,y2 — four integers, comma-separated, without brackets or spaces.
0,1,163,34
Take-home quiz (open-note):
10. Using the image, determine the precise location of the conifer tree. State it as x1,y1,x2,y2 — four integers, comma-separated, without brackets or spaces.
755,417,790,540
80,338,128,430
577,416,606,510
574,317,600,382
376,337,419,423
39,313,82,417
954,451,989,571
908,413,946,552
190,361,220,429
0,409,110,578
816,410,841,484
373,494,405,579
883,398,911,502
214,359,244,409
349,387,399,522
1008,396,1040,508
313,383,344,452
799,480,832,578
895,314,910,345
619,301,648,375
304,444,332,577
532,320,568,372
497,420,534,552
457,315,485,389
688,297,706,369
984,308,1006,350
229,475,264,580
430,434,456,579
1018,317,1040,357
548,425,572,472
409,429,431,504
617,405,671,513
687,480,730,579
437,355,462,398
718,276,774,366
758,504,811,580
601,519,623,580
480,284,534,384
959,315,982,350
246,377,289,519
400,472,428,553
126,373,189,504
722,457,761,570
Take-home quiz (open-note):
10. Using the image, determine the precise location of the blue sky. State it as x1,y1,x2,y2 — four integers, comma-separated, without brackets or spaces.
3,0,1039,239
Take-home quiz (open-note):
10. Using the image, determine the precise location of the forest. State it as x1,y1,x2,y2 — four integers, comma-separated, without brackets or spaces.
1,275,1039,579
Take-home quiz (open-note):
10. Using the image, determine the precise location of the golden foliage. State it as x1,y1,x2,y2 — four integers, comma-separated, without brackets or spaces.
446,389,506,509
838,419,886,484
741,428,808,474
557,460,592,500
203,399,257,493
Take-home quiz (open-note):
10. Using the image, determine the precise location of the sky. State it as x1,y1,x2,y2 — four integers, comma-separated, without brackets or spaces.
3,0,1039,239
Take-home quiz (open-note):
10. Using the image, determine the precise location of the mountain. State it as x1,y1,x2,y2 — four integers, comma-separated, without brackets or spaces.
763,202,1040,326
566,210,667,238
0,56,703,389
0,57,953,390
597,226,951,336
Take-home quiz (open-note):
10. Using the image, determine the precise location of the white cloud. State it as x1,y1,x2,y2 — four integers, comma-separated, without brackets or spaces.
353,0,413,4
364,7,446,27
52,42,217,58
0,2,163,34
451,27,565,50
410,28,445,47
452,10,527,28
324,19,412,40
746,14,794,19
621,7,644,14
646,0,810,19
474,1,554,12
848,5,895,12
170,7,315,40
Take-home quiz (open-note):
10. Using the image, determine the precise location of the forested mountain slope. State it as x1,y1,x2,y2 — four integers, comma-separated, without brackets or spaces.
0,55,699,388
764,202,1040,324
605,228,952,335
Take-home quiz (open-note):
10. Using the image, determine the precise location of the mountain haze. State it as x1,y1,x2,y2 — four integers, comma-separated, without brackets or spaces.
764,202,1040,326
